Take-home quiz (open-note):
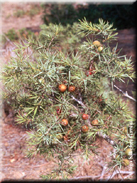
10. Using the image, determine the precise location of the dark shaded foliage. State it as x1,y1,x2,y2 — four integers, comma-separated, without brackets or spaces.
42,3,136,29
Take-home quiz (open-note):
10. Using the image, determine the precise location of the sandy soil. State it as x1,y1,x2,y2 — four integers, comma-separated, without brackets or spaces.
1,2,44,34
0,2,136,181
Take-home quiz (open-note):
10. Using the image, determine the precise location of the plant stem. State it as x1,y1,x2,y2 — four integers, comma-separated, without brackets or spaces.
114,85,136,102
106,169,135,180
70,95,86,108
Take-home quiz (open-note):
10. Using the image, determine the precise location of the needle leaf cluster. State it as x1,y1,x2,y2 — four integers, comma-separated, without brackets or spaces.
3,18,135,168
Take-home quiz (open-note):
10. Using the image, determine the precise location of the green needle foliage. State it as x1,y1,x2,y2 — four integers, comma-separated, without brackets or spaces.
3,19,135,168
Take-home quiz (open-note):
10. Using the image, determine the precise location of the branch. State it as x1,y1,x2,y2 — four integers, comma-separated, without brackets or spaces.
3,34,15,45
70,95,86,108
71,94,116,146
48,36,55,49
69,163,108,181
69,174,100,181
98,163,108,180
44,120,59,136
114,85,136,102
106,169,135,180
97,131,116,146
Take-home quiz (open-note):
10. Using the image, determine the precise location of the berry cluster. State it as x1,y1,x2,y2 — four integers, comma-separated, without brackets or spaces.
58,84,76,93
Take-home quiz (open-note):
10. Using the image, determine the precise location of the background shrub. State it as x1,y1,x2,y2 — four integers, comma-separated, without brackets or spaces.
42,3,135,29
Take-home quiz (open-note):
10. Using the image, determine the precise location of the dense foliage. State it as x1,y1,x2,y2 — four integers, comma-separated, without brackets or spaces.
42,3,135,29
3,19,135,169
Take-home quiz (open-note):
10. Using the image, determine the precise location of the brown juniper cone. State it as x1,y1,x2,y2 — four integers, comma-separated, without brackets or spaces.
81,125,89,132
58,84,67,92
60,119,68,126
68,85,76,92
91,119,99,126
82,114,89,120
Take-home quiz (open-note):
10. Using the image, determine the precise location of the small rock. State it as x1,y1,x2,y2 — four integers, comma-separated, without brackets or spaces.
13,171,26,179
10,158,16,163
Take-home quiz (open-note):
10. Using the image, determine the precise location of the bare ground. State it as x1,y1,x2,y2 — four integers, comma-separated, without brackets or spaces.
0,2,136,181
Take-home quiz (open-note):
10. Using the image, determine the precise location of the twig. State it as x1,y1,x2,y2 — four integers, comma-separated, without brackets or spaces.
3,162,49,168
97,131,116,146
44,121,59,136
92,110,101,119
71,95,86,108
69,163,108,181
98,162,108,180
48,36,55,49
114,85,136,102
69,174,101,181
78,92,82,102
123,172,135,180
70,95,101,114
3,34,15,45
106,169,135,180
69,113,78,118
